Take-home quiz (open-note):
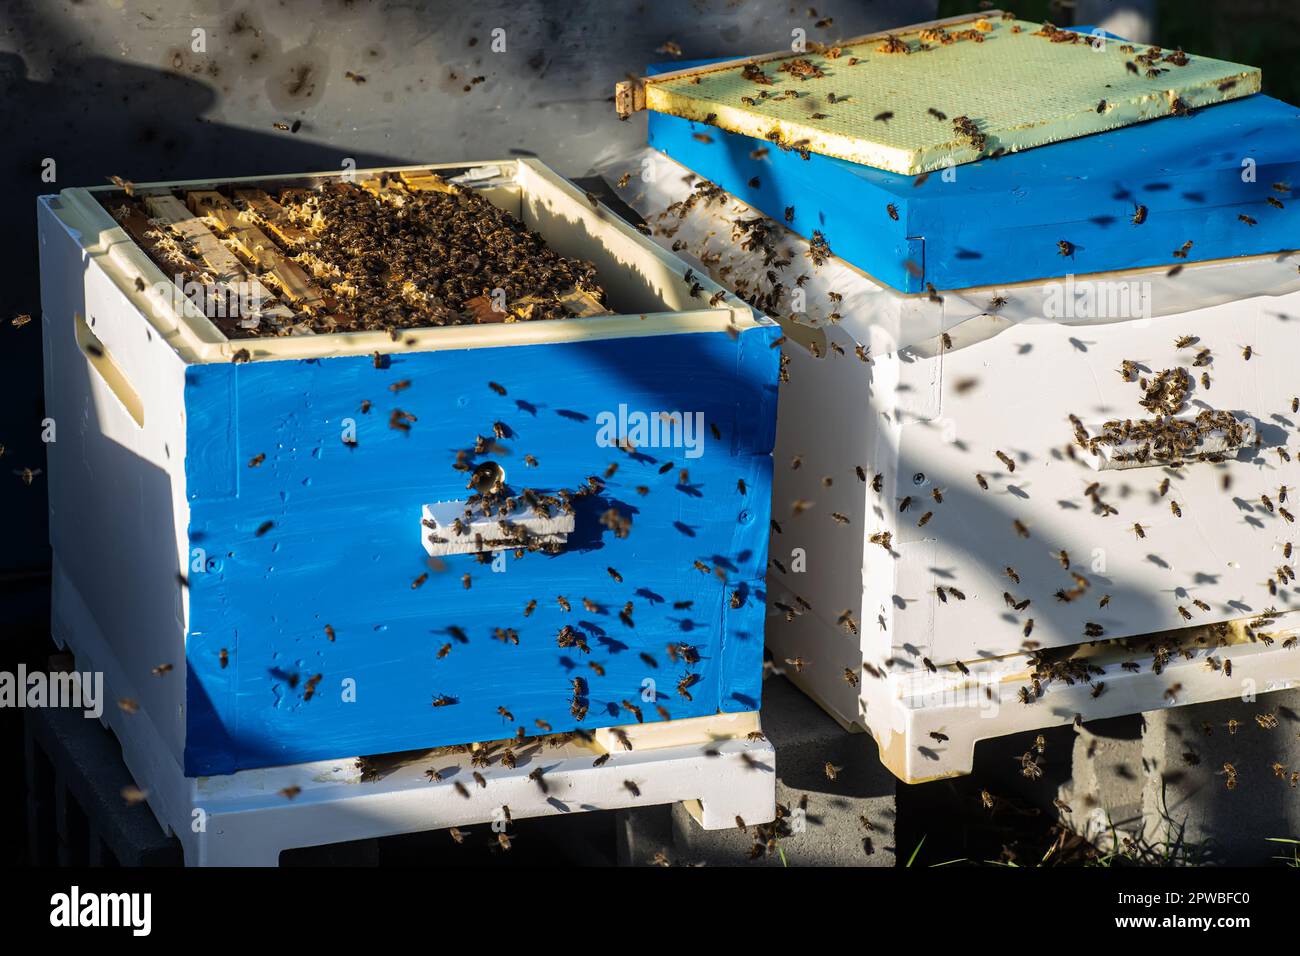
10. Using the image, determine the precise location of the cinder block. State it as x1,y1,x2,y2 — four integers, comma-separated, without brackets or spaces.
1139,689,1300,866
620,676,897,866
1057,714,1146,850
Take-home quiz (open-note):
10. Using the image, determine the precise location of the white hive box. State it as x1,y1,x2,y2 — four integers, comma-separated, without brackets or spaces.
37,158,781,859
602,146,1300,783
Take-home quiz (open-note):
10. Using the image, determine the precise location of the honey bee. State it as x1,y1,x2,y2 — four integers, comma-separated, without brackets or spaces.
1170,500,1182,518
151,663,173,677
824,762,842,781
1241,345,1253,361
1091,682,1106,698
1256,712,1279,729
1056,550,1070,569
917,511,933,527
219,648,229,668
1057,240,1074,257
976,473,989,490
1130,204,1148,225
1222,762,1239,790
922,657,937,674
1013,519,1030,538
980,789,995,810
785,657,808,673
929,731,949,742
1005,566,1020,584
995,450,1016,472
279,786,302,800
886,203,899,221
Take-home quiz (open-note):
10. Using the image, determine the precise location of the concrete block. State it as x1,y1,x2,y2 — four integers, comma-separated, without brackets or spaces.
1057,714,1146,850
1139,688,1300,865
620,675,898,866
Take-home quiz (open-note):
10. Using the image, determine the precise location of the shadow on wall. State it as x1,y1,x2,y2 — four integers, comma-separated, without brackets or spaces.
0,0,936,581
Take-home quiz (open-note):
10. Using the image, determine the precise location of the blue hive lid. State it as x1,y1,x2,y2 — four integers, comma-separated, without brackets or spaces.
645,45,1299,294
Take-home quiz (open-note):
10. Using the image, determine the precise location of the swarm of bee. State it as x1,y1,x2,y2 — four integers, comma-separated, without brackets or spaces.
105,171,610,339
1075,366,1249,465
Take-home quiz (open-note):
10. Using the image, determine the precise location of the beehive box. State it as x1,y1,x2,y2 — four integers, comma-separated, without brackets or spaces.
645,69,1300,293
38,159,780,777
600,144,1300,784
769,268,1300,783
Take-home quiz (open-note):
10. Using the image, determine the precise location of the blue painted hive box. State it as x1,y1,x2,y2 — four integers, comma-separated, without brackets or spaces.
645,54,1300,293
37,160,779,776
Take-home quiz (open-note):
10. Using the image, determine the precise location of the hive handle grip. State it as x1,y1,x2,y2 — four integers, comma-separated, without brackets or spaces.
74,311,144,427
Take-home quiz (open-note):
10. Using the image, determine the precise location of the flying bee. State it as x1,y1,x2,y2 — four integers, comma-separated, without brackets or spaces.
1241,345,1253,361
785,657,808,673
922,657,937,674
995,450,1016,472
1256,712,1279,729
1057,240,1074,257
976,473,989,490
1056,550,1070,569
1005,566,1020,584
824,762,842,781
898,496,912,512
1019,751,1043,781
886,203,899,221
1091,682,1106,699
1013,519,1030,538
929,731,949,742
1193,599,1210,612
1170,500,1182,518
917,511,933,527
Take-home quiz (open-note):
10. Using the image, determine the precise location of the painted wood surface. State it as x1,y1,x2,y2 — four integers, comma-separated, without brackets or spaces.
646,62,1300,293
639,17,1259,175
183,328,779,774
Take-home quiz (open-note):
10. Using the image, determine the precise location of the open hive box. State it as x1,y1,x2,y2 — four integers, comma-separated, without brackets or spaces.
601,145,1300,784
38,159,780,777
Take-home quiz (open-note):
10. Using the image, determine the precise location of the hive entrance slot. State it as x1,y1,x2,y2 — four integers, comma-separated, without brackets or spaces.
421,496,575,557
